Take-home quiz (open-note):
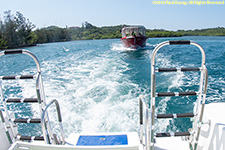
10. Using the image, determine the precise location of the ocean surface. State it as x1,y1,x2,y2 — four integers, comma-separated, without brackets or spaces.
0,36,224,137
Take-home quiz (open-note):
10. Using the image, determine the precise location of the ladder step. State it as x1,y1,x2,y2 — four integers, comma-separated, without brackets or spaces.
169,40,191,45
0,75,35,80
156,113,194,119
156,132,190,137
156,67,200,72
4,49,23,55
6,98,39,103
17,135,44,141
156,91,198,97
13,118,41,124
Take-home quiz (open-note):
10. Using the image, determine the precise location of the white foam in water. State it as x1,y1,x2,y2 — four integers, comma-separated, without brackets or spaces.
18,49,143,136
111,42,155,52
153,52,194,132
111,42,136,52
16,41,204,136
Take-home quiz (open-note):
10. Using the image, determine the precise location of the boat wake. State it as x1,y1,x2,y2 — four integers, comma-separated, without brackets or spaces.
14,44,182,136
17,48,147,136
111,43,136,52
2,39,219,138
111,42,155,52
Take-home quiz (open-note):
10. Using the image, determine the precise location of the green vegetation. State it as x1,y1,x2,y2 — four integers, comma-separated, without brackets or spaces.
147,29,183,37
177,28,225,36
1,11,225,49
34,26,70,43
69,22,122,40
0,10,35,49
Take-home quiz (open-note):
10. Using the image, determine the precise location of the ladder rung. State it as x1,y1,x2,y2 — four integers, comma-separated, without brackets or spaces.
4,49,23,55
0,75,35,80
13,118,41,124
156,131,190,137
156,91,198,97
6,98,39,103
156,68,177,72
156,113,194,119
181,67,200,72
156,67,200,72
17,135,44,141
169,40,191,45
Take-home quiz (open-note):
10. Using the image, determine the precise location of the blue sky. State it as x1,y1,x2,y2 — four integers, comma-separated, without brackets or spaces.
0,0,224,30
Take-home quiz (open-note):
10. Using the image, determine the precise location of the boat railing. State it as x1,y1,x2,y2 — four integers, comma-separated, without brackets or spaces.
41,99,65,145
0,49,52,143
139,96,150,150
150,40,208,150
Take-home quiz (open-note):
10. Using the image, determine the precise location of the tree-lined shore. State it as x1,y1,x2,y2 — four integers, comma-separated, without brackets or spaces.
1,11,225,49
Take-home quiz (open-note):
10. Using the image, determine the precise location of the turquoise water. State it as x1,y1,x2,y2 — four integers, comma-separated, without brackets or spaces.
0,36,224,137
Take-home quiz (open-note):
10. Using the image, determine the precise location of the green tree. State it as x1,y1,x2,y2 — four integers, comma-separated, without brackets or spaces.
2,10,18,48
82,21,97,29
15,11,35,45
0,10,36,49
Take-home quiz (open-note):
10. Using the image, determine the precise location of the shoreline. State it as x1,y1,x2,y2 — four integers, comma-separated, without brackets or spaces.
0,43,37,50
1,35,225,50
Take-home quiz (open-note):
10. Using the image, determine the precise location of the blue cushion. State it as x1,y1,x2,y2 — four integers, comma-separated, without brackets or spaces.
76,135,128,146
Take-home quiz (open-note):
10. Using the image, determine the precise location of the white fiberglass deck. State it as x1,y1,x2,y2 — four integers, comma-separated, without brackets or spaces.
9,132,141,150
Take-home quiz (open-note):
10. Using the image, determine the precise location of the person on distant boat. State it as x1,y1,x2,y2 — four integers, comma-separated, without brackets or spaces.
132,32,136,37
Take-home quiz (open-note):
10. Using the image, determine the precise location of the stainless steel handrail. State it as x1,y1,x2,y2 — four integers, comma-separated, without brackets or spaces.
0,49,41,72
150,40,208,150
0,49,44,142
41,99,65,145
192,68,208,150
139,96,150,150
0,49,51,143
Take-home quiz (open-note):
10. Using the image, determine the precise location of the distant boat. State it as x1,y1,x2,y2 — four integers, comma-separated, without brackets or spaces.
120,25,148,49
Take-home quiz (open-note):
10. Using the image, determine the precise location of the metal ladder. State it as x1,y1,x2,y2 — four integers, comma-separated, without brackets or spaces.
0,49,52,144
150,41,208,150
